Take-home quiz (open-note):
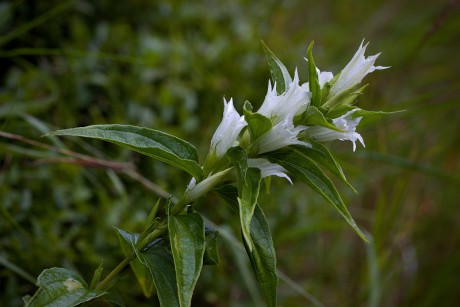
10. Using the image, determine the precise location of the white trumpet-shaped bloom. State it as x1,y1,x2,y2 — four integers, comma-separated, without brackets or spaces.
305,110,364,151
257,71,311,124
257,118,310,154
210,98,247,159
248,158,292,184
329,40,388,98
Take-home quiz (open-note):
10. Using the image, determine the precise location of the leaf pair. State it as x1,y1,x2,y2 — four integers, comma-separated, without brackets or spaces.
225,147,278,307
116,211,206,307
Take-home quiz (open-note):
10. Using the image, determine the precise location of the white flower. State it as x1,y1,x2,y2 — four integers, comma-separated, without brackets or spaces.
257,70,311,124
248,158,292,184
305,110,365,151
210,98,247,159
328,40,388,98
257,118,310,154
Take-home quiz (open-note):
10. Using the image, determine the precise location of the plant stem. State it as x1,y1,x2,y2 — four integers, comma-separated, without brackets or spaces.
96,196,189,291
96,252,136,291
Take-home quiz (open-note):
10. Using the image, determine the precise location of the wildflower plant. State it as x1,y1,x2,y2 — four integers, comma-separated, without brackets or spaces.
25,40,390,306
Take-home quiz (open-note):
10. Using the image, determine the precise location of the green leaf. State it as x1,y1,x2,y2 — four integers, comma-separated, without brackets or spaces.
115,228,155,298
326,106,404,127
323,84,368,109
292,142,357,192
203,225,220,265
243,101,273,141
115,228,180,306
295,106,342,131
46,124,203,179
227,146,248,190
26,268,105,307
89,260,104,290
140,244,180,307
266,149,368,242
244,204,278,307
238,167,262,251
214,185,278,306
320,71,340,102
307,42,321,107
214,184,239,213
168,212,206,307
262,40,292,94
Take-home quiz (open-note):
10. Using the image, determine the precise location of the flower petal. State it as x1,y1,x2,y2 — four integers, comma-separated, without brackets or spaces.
305,110,365,151
248,158,292,184
257,119,310,154
258,70,311,124
210,98,247,158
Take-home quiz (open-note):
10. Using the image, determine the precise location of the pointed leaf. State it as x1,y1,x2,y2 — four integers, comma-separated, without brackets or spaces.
115,228,180,306
262,41,292,94
244,204,278,307
326,107,404,127
320,71,340,102
115,228,155,298
168,212,206,307
243,101,273,141
26,268,105,307
238,167,262,251
47,125,203,179
293,142,357,192
214,184,239,213
295,106,342,131
307,42,321,107
227,146,248,190
139,245,180,307
266,149,368,242
323,84,368,109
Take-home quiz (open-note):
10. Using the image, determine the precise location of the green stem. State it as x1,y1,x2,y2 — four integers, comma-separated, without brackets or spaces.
96,164,230,292
96,252,136,291
96,196,189,291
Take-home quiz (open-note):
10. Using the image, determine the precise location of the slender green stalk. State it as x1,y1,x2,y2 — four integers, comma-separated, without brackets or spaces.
95,192,197,290
96,252,136,291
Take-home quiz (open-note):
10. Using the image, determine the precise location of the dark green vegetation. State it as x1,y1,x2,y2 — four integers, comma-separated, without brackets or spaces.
1,0,459,306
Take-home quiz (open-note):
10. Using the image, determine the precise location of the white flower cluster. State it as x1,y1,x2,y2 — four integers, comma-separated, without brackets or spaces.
209,40,386,181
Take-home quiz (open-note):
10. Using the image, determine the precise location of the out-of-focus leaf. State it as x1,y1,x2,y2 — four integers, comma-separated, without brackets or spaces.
262,41,292,94
203,225,220,265
46,125,203,179
244,204,278,307
266,149,368,242
25,267,105,307
168,212,205,307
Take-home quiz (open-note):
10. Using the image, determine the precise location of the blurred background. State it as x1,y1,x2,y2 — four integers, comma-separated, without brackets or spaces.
1,0,459,306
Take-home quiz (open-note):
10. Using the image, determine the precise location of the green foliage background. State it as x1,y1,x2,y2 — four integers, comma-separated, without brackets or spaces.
1,0,459,306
